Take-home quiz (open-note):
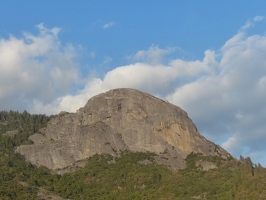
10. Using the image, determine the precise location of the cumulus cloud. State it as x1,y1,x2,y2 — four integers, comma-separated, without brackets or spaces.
32,77,104,114
167,17,266,165
32,45,213,113
129,45,175,65
0,24,80,112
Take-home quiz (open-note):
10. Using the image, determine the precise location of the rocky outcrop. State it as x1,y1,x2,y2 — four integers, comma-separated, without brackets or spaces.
17,88,230,171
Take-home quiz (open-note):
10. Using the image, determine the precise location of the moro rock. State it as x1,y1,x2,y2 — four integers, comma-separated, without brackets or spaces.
17,88,230,171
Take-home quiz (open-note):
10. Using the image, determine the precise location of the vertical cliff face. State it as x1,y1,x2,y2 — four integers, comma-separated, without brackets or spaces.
17,88,230,171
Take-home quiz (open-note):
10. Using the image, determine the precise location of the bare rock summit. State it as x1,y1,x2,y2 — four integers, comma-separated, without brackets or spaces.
17,88,230,171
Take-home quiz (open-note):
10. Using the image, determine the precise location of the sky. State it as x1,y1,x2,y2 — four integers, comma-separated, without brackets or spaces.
1,1,266,166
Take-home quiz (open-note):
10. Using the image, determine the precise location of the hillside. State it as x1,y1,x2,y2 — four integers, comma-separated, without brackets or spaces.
0,89,266,199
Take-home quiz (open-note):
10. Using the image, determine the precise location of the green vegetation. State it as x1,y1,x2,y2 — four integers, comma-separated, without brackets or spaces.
0,110,53,199
1,110,266,199
0,110,52,150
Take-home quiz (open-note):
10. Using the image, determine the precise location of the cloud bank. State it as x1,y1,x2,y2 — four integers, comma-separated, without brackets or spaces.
1,17,266,165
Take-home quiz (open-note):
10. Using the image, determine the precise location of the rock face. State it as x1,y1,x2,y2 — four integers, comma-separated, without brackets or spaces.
17,88,230,171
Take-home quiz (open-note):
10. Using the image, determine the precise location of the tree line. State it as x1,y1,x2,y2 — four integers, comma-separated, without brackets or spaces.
0,110,266,199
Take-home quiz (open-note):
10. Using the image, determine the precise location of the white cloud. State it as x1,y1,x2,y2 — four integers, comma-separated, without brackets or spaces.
167,20,266,165
129,45,175,65
240,16,265,30
254,16,264,22
0,24,80,112
32,77,105,114
103,21,115,29
32,45,212,112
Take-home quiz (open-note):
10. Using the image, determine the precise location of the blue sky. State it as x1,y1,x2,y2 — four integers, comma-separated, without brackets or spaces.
1,1,266,166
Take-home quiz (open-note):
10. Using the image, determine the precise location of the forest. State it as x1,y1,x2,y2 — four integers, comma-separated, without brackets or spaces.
1,110,266,199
